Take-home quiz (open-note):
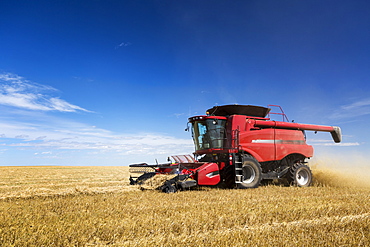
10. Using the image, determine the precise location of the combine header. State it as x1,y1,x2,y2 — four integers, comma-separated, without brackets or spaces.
130,104,341,192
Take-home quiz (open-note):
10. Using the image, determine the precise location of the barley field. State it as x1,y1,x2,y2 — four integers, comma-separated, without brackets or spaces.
0,165,369,246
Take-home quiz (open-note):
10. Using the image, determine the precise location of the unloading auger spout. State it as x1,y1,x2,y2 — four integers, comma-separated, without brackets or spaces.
253,120,342,143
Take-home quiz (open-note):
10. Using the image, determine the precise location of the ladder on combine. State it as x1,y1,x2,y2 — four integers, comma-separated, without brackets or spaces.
234,155,243,184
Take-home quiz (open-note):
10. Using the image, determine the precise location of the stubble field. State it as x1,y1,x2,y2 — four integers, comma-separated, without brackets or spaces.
0,165,369,246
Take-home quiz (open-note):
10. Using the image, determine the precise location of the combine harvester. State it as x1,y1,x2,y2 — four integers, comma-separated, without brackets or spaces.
129,105,341,192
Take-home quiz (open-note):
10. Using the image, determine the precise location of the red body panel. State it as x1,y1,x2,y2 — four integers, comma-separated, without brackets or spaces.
238,128,313,162
274,129,313,160
239,128,275,162
196,163,220,185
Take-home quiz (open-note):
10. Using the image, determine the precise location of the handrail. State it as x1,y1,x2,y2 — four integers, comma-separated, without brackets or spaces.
268,104,289,122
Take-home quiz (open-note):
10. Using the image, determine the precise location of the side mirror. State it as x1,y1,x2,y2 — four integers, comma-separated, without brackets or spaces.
185,122,190,132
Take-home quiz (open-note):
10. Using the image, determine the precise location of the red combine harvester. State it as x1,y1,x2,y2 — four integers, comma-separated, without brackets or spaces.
129,105,341,192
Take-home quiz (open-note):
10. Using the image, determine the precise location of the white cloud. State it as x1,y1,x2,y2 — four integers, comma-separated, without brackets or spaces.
330,98,370,119
0,73,24,82
115,42,132,49
341,99,370,110
0,72,90,112
0,113,194,165
307,138,360,147
0,72,194,165
48,97,88,112
311,142,360,147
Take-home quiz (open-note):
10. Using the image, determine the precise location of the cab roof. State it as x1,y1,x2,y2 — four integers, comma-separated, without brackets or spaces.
206,105,271,118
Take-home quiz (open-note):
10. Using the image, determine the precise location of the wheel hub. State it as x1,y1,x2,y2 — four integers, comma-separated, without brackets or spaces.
296,169,309,185
242,166,256,184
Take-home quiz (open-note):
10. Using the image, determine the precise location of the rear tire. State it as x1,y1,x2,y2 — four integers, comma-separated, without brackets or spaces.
237,155,262,189
289,163,312,187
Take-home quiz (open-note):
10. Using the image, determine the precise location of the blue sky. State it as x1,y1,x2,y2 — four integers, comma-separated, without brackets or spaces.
0,0,369,166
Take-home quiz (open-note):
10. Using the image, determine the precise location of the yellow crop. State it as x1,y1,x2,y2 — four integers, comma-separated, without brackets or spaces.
0,166,369,246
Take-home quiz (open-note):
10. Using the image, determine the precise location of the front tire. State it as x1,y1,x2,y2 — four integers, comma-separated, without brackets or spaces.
289,163,312,187
162,183,177,193
237,155,262,189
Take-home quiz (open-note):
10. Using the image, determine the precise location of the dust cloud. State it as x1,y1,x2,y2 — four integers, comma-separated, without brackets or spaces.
310,152,370,188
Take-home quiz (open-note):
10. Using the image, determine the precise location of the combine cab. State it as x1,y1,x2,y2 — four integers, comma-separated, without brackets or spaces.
129,104,341,192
